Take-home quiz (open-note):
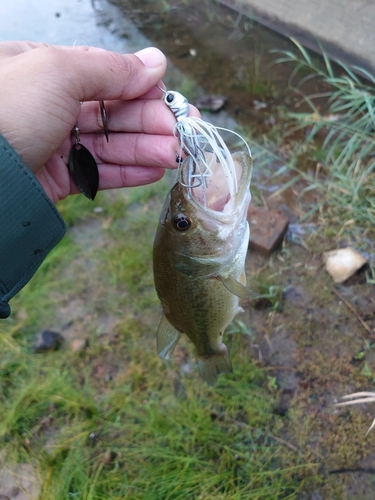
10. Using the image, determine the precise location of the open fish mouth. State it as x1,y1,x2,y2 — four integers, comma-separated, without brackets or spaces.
171,112,252,217
179,151,244,215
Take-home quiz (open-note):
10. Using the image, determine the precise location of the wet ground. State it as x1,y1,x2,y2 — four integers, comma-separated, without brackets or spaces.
2,0,375,498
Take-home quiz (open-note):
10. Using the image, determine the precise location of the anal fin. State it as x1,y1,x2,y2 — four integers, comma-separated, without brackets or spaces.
156,315,181,360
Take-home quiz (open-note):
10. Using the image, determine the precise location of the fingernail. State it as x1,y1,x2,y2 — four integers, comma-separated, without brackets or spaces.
135,47,166,68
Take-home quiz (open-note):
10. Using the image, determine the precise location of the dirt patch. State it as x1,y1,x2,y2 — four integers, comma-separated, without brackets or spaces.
243,238,375,495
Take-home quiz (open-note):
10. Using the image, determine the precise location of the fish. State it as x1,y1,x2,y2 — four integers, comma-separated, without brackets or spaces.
153,150,254,386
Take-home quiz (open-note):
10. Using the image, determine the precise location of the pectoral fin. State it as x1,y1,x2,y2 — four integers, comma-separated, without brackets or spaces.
156,315,181,360
219,275,258,299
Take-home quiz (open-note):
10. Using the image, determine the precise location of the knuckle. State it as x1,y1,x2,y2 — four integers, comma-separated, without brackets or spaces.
115,53,138,80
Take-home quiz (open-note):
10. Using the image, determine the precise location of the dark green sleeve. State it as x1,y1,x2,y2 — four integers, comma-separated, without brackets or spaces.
0,135,66,318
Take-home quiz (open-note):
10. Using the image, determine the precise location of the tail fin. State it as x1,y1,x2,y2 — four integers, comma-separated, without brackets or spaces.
197,345,232,386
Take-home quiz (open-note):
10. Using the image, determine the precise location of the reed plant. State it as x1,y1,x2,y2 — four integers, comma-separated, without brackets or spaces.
274,40,375,235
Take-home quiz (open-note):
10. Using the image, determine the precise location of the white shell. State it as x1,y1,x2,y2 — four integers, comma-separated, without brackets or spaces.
323,247,367,283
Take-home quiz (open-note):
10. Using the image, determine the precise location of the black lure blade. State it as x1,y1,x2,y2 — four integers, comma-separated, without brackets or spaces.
68,143,99,200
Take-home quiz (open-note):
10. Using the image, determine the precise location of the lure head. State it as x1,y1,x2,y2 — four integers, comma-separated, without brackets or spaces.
163,90,190,122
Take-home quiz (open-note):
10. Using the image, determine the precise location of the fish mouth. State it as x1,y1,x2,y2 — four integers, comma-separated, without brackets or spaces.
188,152,244,214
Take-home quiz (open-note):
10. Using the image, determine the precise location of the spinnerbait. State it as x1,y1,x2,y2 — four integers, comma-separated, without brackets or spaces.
159,87,252,208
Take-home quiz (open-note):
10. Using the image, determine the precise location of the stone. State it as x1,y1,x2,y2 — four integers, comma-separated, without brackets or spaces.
0,462,40,500
34,330,64,353
69,338,88,352
253,99,267,109
323,247,367,283
194,95,226,112
247,205,289,255
102,450,117,465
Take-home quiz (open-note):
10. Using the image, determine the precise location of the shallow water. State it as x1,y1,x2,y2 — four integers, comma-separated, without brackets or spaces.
0,0,137,50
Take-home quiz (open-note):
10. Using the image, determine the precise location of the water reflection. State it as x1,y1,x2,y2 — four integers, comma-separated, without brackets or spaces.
0,0,147,52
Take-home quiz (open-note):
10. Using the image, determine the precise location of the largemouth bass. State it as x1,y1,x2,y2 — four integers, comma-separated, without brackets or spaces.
153,150,253,386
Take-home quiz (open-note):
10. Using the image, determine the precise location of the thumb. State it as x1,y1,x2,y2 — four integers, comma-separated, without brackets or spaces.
65,46,167,102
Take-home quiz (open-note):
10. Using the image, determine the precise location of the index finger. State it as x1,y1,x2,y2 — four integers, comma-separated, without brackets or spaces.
78,99,201,135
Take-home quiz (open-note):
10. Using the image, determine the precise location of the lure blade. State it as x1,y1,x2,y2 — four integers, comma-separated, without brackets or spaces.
68,143,99,200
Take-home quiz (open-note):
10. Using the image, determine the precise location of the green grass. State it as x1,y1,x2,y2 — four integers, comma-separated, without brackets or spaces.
0,352,308,499
0,186,314,499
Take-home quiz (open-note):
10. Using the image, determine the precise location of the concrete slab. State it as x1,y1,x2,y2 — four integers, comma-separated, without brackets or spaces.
219,0,375,76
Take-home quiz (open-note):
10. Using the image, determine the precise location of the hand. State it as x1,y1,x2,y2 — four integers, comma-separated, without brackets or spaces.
0,41,198,203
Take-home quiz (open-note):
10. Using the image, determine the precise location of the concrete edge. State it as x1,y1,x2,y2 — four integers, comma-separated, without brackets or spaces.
218,0,375,78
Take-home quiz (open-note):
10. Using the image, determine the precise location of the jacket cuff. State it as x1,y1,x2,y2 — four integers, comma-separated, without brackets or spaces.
0,135,66,318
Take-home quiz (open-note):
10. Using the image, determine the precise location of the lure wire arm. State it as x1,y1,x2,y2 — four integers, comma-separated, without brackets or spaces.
100,101,109,143
72,123,81,146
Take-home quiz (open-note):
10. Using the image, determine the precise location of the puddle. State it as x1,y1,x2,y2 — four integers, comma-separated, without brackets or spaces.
0,0,145,51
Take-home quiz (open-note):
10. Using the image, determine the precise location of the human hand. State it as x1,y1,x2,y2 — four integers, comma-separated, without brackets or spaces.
0,41,198,203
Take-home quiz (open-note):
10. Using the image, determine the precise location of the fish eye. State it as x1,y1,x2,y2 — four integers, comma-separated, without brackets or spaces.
172,214,191,231
166,93,174,103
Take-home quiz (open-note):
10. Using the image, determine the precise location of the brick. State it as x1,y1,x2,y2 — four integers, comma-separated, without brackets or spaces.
247,205,289,255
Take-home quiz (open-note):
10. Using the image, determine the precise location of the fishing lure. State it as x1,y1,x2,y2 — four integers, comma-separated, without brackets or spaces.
158,87,252,208
68,122,99,201
67,102,108,201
